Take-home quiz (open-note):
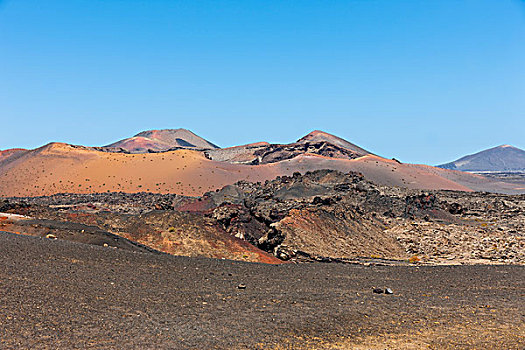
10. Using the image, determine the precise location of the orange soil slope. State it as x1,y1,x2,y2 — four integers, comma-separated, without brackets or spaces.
0,143,478,197
0,143,283,197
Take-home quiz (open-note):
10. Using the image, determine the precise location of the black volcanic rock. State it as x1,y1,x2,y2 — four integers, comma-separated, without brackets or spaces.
438,145,525,172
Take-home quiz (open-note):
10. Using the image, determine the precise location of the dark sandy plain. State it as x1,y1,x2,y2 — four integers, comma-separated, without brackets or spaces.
1,232,523,349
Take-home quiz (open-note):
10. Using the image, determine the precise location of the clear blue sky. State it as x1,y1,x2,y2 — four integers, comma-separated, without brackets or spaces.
1,0,524,165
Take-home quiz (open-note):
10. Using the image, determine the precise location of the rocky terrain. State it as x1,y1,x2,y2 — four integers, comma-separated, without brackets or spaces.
205,140,364,165
0,199,281,264
196,170,524,265
3,170,523,266
6,192,192,214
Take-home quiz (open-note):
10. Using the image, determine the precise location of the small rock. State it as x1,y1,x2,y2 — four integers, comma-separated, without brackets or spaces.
373,288,383,294
45,234,57,240
237,283,246,289
103,243,109,247
385,288,393,294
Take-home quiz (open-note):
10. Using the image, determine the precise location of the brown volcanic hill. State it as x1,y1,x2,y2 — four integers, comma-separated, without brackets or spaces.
296,130,371,156
0,148,27,158
0,142,245,197
105,128,219,153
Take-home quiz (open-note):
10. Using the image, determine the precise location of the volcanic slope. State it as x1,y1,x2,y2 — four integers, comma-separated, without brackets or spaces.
297,130,372,155
0,143,485,198
104,128,219,153
0,142,261,197
439,144,525,172
179,169,525,265
2,130,523,196
0,211,281,264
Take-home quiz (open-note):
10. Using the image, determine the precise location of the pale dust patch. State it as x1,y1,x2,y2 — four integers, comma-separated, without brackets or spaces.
240,321,524,350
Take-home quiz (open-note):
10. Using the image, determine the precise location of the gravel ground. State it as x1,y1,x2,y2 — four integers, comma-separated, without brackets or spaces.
0,231,523,349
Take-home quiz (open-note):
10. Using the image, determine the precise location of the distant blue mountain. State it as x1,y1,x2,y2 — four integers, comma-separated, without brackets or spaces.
438,145,525,172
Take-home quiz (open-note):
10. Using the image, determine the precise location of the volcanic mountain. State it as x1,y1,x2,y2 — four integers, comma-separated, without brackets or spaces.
104,128,219,153
297,130,371,155
205,130,371,164
438,145,525,172
1,130,524,197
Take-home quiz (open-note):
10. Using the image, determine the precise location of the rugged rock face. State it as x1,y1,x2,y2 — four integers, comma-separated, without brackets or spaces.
205,141,365,165
212,171,524,263
0,206,281,264
3,170,524,265
193,172,400,260
296,130,371,155
169,170,523,264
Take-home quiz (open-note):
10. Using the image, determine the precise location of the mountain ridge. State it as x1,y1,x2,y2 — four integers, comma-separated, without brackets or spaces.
438,144,525,172
1,129,524,197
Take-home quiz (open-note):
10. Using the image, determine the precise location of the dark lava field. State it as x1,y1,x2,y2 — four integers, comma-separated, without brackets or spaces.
0,232,523,349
